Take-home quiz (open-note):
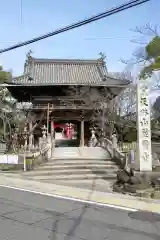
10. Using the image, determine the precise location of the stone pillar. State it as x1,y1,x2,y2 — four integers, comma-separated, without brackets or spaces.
47,103,50,135
137,80,152,171
39,137,42,150
42,125,47,139
51,119,55,157
80,119,84,147
51,119,54,139
28,122,33,151
111,133,118,149
89,128,97,147
46,134,51,159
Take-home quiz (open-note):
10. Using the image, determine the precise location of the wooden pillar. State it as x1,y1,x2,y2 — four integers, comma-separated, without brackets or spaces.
51,119,54,139
47,103,50,135
80,119,84,147
28,121,33,151
51,119,55,157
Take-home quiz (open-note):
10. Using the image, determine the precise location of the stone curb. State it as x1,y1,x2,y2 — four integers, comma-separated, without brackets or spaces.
0,175,160,213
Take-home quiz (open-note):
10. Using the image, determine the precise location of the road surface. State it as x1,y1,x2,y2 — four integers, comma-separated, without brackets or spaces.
0,186,160,240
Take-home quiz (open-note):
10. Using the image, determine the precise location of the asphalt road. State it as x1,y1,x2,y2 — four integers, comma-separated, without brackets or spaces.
0,187,160,240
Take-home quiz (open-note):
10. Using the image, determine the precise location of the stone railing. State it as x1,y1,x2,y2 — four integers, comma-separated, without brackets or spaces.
117,141,160,169
118,141,160,154
113,147,126,168
17,137,52,170
118,142,137,153
0,136,54,171
102,138,114,157
19,138,52,171
39,135,55,160
102,138,126,168
0,148,49,171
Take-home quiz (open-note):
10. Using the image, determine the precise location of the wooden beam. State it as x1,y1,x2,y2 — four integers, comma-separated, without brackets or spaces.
31,105,93,110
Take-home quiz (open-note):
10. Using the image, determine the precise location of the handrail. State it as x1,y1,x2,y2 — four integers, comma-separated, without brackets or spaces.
103,138,114,158
102,137,126,167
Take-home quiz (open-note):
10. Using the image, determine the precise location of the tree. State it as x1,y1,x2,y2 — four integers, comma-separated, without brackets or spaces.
120,24,160,80
89,87,118,138
0,66,11,83
109,72,135,116
121,24,160,129
66,70,133,141
140,36,160,79
0,66,13,140
66,85,115,139
152,95,160,120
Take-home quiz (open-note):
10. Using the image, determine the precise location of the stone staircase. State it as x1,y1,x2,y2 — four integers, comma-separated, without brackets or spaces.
22,147,120,191
52,147,111,159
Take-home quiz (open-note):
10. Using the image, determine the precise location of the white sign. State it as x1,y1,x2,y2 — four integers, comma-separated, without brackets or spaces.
137,81,152,171
0,155,18,164
55,132,65,140
0,155,7,164
7,155,18,164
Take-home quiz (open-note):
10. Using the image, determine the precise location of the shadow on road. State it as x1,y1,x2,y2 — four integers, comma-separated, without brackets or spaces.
0,188,160,239
128,211,160,223
50,178,96,240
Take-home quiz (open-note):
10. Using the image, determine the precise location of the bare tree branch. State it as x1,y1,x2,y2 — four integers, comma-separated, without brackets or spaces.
121,23,160,77
66,71,133,141
131,23,159,37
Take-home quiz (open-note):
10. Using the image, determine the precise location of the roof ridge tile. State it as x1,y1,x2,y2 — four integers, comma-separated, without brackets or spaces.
11,57,130,86
32,57,103,65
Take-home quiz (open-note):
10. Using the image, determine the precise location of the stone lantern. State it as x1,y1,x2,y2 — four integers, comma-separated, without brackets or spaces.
89,127,97,147
42,125,47,139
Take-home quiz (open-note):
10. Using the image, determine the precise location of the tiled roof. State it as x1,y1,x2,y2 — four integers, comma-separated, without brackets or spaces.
11,57,130,86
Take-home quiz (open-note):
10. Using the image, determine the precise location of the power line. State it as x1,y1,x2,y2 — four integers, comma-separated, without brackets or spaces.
0,0,150,54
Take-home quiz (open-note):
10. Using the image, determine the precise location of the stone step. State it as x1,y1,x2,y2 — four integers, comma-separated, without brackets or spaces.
52,157,112,160
25,173,117,181
54,146,107,151
23,168,118,176
46,159,115,165
53,147,111,159
51,157,112,160
35,164,118,171
53,151,79,154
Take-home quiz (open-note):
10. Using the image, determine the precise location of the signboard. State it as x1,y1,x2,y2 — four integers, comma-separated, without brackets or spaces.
7,155,19,164
0,155,7,164
0,155,18,164
137,81,152,171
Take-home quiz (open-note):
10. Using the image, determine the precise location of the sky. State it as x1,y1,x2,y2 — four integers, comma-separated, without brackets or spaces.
0,0,159,76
